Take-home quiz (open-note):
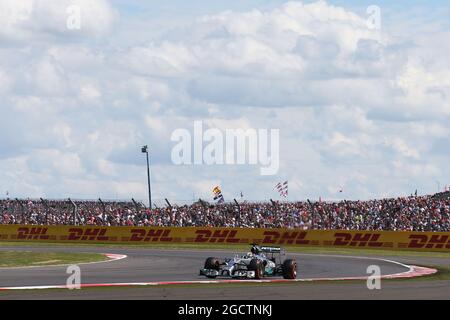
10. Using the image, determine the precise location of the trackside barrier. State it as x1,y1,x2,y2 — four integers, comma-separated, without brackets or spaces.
0,225,450,252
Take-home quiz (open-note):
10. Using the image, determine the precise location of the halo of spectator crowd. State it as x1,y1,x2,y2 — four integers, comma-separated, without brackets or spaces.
1,194,449,231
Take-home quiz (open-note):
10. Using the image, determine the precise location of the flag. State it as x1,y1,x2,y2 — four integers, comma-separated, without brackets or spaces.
212,186,224,204
275,181,288,198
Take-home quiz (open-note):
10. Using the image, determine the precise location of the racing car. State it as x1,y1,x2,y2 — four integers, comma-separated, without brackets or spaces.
199,244,297,279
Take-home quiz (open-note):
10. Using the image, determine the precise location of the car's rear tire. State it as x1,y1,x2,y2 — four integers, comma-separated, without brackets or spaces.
282,259,297,279
204,257,220,278
248,259,264,279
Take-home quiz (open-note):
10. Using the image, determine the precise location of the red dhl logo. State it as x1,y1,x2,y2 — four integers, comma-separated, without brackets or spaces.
408,234,450,249
17,227,49,240
194,230,240,243
68,228,109,241
130,229,173,242
262,231,310,245
333,232,384,247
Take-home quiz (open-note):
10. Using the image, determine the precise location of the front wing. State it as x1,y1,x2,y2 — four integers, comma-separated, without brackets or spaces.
199,268,257,279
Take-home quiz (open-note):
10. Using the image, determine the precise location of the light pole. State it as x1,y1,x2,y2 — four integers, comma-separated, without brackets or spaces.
141,145,152,209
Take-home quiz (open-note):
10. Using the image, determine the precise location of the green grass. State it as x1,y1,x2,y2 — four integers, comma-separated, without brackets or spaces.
1,241,449,259
0,251,108,268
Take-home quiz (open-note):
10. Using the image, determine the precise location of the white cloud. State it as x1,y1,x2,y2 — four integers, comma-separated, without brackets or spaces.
0,68,11,93
80,84,102,100
383,138,420,160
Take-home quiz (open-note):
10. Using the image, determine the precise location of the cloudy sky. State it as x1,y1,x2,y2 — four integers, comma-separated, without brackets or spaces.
0,0,449,204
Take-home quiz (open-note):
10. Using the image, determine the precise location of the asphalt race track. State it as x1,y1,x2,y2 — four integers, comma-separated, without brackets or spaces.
0,246,449,299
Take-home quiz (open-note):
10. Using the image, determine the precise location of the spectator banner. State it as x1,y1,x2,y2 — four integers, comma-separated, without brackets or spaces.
0,225,449,252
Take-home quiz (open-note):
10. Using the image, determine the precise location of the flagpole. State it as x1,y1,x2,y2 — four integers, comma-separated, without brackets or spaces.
286,181,289,202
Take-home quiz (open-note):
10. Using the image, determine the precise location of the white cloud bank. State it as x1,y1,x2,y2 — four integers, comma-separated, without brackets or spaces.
0,1,448,202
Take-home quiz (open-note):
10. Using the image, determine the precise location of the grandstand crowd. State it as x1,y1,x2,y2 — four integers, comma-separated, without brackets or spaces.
1,194,449,231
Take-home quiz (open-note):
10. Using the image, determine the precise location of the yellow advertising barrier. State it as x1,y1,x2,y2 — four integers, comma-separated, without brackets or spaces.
0,225,450,252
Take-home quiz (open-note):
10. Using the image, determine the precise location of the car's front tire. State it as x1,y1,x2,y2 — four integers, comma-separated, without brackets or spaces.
282,259,297,279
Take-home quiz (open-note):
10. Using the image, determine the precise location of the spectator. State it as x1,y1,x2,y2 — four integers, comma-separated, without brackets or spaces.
0,195,449,231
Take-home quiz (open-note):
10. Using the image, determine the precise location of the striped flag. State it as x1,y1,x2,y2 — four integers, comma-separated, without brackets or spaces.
275,181,288,198
212,186,225,204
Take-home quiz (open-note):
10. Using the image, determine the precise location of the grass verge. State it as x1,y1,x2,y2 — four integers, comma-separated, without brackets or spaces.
0,251,108,268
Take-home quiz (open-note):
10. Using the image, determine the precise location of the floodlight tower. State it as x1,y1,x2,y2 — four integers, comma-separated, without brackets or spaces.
141,145,152,209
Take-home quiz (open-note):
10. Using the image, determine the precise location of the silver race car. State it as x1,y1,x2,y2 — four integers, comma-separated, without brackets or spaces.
199,244,297,279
